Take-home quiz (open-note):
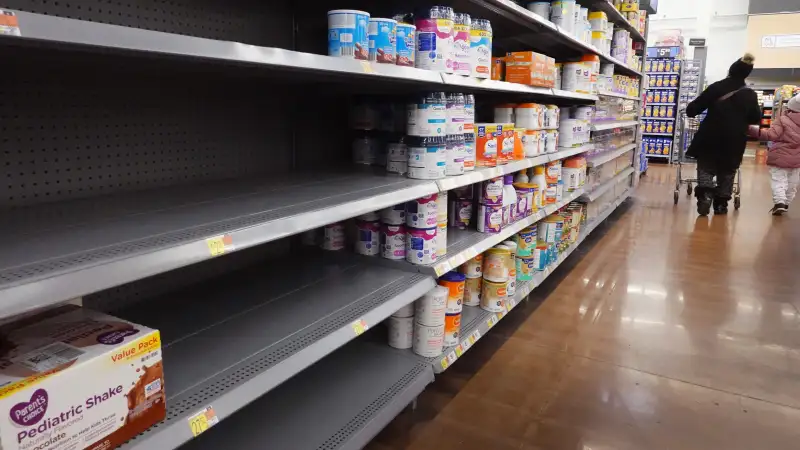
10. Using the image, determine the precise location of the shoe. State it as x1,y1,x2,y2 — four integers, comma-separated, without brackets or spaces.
697,197,711,216
713,198,728,215
770,204,788,216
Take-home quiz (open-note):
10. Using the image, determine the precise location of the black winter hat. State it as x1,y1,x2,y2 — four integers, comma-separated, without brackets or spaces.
728,53,755,79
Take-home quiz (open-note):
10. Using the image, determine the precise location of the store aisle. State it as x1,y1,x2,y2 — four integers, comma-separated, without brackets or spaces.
369,161,800,450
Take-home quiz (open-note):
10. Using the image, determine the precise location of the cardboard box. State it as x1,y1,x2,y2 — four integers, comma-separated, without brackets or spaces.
0,305,165,450
505,51,551,88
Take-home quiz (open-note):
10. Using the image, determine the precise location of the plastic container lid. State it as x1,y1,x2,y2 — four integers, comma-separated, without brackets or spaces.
328,9,370,15
406,135,447,147
440,271,467,282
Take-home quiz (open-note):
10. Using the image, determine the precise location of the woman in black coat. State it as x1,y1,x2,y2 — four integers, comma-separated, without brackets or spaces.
685,53,761,215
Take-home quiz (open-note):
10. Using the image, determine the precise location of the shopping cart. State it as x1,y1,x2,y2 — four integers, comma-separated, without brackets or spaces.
673,112,742,209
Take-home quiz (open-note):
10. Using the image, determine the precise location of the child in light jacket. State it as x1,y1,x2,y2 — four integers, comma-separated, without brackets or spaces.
751,95,800,215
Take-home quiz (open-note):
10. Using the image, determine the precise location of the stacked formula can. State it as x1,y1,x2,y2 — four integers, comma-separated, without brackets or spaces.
387,302,415,349
436,191,448,257
354,211,381,256
446,94,466,176
380,204,407,260
480,246,510,312
413,286,448,357
476,177,503,234
459,254,483,307
406,194,439,265
407,93,446,179
438,272,465,346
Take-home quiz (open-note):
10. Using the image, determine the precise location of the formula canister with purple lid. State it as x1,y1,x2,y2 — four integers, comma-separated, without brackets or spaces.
406,193,439,228
395,22,416,67
328,10,370,60
368,18,397,64
477,204,503,233
381,224,407,260
449,199,473,229
406,227,438,264
415,6,455,73
478,176,504,206
382,203,405,225
355,220,380,256
445,134,465,176
514,183,534,219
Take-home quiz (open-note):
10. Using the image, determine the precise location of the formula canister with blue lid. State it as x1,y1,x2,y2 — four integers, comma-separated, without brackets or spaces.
407,135,446,180
368,18,397,64
407,92,446,137
395,22,416,67
328,10,370,60
415,6,455,73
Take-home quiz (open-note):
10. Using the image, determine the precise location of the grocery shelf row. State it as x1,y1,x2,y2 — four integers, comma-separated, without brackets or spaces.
580,0,646,42
580,166,636,202
598,91,642,101
643,132,674,137
110,251,434,449
587,143,637,167
645,153,671,159
379,187,586,278
590,120,640,131
409,187,633,374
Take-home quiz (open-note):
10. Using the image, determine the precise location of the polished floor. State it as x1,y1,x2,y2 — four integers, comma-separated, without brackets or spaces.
369,160,800,450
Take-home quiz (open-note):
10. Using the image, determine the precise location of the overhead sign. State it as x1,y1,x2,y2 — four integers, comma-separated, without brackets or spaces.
689,38,706,46
762,34,800,48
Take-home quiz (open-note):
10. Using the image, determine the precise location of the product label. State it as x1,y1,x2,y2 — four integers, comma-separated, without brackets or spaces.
328,11,369,60
188,406,219,437
0,10,21,36
396,26,415,67
453,24,471,75
463,104,475,132
416,19,453,71
470,30,492,78
368,20,396,63
446,104,465,134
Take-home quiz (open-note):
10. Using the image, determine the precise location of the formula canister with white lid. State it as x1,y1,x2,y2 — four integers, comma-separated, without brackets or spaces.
415,285,448,326
494,104,515,124
406,193,439,228
463,133,476,171
413,322,444,357
328,10,370,60
388,316,414,349
321,222,346,251
436,190,449,224
407,92,447,137
445,135,465,176
407,135,446,180
527,1,550,18
355,220,381,256
544,130,558,153
406,226,438,264
392,302,415,318
446,93,466,135
572,105,594,122
437,222,448,256
382,204,406,225
460,254,483,278
381,223,407,260
463,94,475,133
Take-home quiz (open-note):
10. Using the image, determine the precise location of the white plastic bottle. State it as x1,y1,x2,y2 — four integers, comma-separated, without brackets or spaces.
502,174,517,226
514,170,529,184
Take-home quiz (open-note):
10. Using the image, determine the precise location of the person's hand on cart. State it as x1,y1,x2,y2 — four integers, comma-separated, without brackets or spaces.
747,125,760,138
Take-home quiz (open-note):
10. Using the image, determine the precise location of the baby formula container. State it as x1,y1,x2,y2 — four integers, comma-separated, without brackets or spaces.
444,313,462,346
406,226,438,264
437,222,448,256
478,177,504,206
516,226,537,257
464,276,482,306
413,322,444,357
416,285,448,326
439,271,466,314
453,13,472,75
368,18,397,64
483,247,510,282
494,104,516,124
446,93,466,135
395,23,416,67
481,280,506,313
321,222,346,251
381,224,407,260
475,123,499,167
478,204,503,233
407,92,447,137
527,2,550,18
328,10,370,60
515,103,543,130
388,316,414,349
470,18,492,78
517,256,535,281
392,302,415,318
460,254,483,278
382,203,406,225
355,220,380,256
407,136,446,180
445,134,465,176
406,194,439,228
463,133,476,171
449,199,473,229
415,6,455,73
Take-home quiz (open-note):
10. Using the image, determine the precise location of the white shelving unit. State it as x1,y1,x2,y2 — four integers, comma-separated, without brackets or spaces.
0,2,645,449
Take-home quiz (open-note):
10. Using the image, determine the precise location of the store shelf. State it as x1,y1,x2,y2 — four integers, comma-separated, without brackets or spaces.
182,342,434,450
583,0,646,42
551,89,601,101
645,153,671,159
598,91,641,101
646,72,680,75
590,120,639,131
586,144,637,167
642,132,674,136
113,251,435,450
645,103,676,106
580,166,635,201
380,188,585,278
440,74,558,98
436,144,593,195
0,168,439,319
647,86,679,90
647,117,676,121
415,187,633,374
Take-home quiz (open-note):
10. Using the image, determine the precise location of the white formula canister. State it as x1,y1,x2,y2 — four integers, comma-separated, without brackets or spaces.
550,0,576,34
558,119,579,147
446,93,466,135
392,302,415,318
527,1,550,18
415,7,454,73
413,322,445,357
386,160,408,175
381,224,407,260
388,316,414,349
408,136,446,180
408,93,447,137
464,276,482,306
572,106,594,122
561,62,586,93
406,194,439,228
406,226,438,264
460,254,483,278
523,130,542,157
387,142,407,161
382,204,405,225
544,130,558,153
355,220,380,256
321,222,345,251
436,190,449,223
464,133,476,172
515,103,543,130
445,135,465,176
437,222,448,257
453,13,472,75
415,285,448,326
328,10,370,60
494,104,515,124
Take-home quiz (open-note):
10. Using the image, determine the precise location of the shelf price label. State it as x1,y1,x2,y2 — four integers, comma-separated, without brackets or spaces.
206,234,234,257
472,330,481,342
447,351,457,364
455,345,464,357
351,319,369,336
361,61,376,74
188,406,218,437
440,358,449,370
486,318,494,328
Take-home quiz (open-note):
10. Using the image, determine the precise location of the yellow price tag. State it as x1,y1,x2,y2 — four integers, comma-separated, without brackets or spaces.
351,319,369,336
361,61,376,74
188,406,218,437
440,358,449,370
455,345,463,357
469,335,476,344
206,235,233,257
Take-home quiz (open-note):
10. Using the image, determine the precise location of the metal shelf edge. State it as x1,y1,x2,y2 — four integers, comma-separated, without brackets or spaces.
590,120,640,131
586,144,637,167
580,167,635,201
